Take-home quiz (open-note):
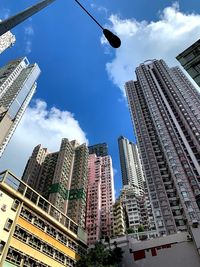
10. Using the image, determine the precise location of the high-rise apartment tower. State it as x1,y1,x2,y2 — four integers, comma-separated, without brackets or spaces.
0,57,40,157
118,136,144,194
118,136,155,232
86,152,115,245
88,143,108,157
125,59,200,236
176,39,200,87
0,25,15,54
22,138,88,229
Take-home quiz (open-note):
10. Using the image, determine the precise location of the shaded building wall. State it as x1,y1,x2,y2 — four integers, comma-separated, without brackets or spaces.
176,38,200,87
22,138,88,229
88,143,108,157
67,143,89,229
22,144,49,191
86,154,102,245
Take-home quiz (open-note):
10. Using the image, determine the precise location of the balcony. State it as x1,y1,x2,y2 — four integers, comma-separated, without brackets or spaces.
0,170,87,244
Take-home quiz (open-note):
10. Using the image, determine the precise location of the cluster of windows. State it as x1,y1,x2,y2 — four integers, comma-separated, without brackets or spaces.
13,178,79,234
20,207,86,256
13,226,76,266
6,247,50,267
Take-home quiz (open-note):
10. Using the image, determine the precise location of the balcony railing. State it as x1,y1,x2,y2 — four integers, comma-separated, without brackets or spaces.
0,170,87,244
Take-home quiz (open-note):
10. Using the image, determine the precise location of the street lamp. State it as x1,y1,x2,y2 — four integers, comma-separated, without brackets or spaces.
0,0,121,48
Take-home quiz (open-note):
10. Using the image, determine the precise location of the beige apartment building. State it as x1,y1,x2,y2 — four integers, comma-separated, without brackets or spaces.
22,138,88,229
0,170,87,267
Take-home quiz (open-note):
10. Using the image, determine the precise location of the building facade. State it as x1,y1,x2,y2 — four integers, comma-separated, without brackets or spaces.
113,198,127,236
106,232,200,267
120,185,155,232
118,136,144,193
86,153,115,246
0,170,87,267
0,26,15,54
117,136,155,233
176,39,200,87
0,57,40,157
125,59,200,236
88,143,108,157
22,138,88,229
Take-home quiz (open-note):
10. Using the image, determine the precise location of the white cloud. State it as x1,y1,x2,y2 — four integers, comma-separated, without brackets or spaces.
103,3,200,96
0,99,88,177
24,25,34,54
24,25,34,36
25,40,32,54
90,3,108,17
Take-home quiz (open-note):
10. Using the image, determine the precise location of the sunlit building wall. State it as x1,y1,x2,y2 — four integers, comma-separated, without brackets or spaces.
113,198,127,236
0,170,87,267
86,152,115,245
118,136,145,194
0,57,40,157
0,26,15,54
125,59,200,236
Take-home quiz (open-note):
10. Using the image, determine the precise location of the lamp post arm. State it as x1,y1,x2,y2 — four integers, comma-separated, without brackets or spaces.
74,0,103,30
0,0,56,36
0,0,121,47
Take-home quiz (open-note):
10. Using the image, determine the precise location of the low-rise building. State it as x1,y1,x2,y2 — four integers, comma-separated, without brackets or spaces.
107,231,200,267
0,170,87,267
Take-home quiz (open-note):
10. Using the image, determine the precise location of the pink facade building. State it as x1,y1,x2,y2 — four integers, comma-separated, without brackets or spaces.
86,153,115,246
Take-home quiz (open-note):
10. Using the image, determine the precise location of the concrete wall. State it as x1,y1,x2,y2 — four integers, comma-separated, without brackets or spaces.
0,188,18,262
110,232,200,267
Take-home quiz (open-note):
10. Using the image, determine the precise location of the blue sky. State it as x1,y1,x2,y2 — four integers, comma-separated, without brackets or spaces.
0,0,200,197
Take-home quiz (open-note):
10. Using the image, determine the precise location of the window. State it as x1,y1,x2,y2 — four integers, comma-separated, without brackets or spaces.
0,240,5,255
20,208,33,222
11,199,20,211
4,218,13,231
57,232,68,245
29,236,41,250
55,251,65,264
14,226,28,242
46,225,57,238
34,217,45,230
6,248,22,265
42,244,54,257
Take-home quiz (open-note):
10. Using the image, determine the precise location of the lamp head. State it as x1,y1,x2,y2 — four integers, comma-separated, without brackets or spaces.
103,28,121,48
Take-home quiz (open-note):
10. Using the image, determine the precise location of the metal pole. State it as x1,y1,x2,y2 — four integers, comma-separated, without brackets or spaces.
0,0,56,36
0,0,121,47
